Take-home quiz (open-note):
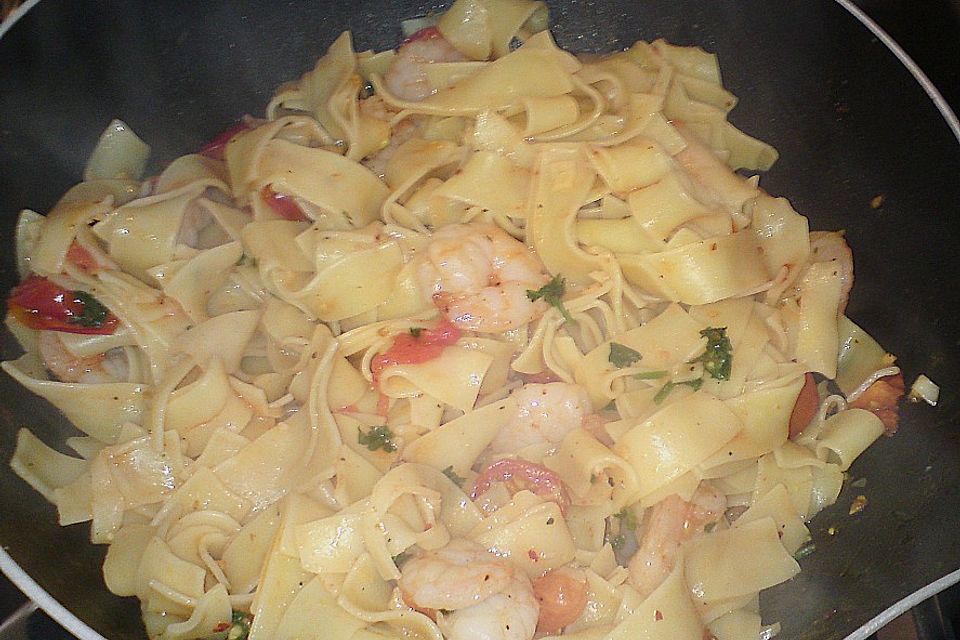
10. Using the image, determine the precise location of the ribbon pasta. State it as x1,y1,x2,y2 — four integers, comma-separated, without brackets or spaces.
4,1,903,639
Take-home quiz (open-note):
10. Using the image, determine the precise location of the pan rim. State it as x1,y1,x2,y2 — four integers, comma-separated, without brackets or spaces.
0,1,958,639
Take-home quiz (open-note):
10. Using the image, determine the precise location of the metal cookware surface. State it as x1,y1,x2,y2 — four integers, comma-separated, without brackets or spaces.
1,1,958,638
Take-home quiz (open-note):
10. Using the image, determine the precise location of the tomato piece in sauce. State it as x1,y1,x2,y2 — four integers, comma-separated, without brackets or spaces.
789,373,819,439
849,372,905,435
471,458,572,515
260,185,308,222
370,318,461,383
66,241,102,274
402,26,442,45
198,121,251,160
8,275,118,335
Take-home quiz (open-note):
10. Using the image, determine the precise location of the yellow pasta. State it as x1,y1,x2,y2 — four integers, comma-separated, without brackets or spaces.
3,1,904,638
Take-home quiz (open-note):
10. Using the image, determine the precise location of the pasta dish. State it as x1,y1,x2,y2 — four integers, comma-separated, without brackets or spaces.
4,1,913,638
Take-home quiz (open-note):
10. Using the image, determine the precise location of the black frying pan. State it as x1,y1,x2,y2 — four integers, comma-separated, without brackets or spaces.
1,1,959,638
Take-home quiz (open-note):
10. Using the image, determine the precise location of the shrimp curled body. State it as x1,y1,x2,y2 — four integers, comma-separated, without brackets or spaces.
384,27,469,102
627,483,725,599
491,382,593,453
418,223,550,333
38,331,128,384
399,539,539,640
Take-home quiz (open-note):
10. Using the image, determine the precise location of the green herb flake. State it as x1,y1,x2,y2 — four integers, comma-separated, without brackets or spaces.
608,533,625,550
793,540,817,560
653,378,704,404
409,327,423,338
633,370,668,380
358,425,397,453
526,274,574,324
608,342,642,368
392,551,411,567
614,508,638,531
441,465,465,487
692,327,733,380
205,611,251,640
70,291,110,328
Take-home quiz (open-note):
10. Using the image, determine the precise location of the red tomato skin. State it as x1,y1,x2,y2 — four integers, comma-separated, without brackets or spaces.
260,185,308,222
370,318,462,383
198,121,250,160
402,26,442,45
7,275,118,335
66,241,100,273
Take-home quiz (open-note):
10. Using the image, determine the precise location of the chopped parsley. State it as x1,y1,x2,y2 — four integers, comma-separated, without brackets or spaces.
614,508,638,531
70,291,110,328
608,342,642,368
441,465,465,487
358,425,397,452
691,327,733,380
409,327,423,338
526,274,574,324
793,540,817,560
653,378,704,404
633,370,668,380
608,533,625,550
206,610,251,640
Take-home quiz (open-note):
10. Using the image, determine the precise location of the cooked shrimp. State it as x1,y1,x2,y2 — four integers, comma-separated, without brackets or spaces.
38,331,127,384
532,567,588,635
627,483,725,599
490,382,593,453
399,539,539,640
384,27,468,102
418,223,550,333
848,371,904,435
780,230,854,313
361,117,422,179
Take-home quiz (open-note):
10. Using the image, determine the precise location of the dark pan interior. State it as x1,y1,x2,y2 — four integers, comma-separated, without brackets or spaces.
1,1,959,638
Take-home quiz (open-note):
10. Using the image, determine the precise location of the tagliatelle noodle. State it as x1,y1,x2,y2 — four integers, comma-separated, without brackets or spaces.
4,0,907,638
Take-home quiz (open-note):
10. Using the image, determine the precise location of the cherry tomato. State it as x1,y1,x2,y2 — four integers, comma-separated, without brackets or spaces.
371,317,461,383
198,121,251,160
260,185,308,222
7,275,118,335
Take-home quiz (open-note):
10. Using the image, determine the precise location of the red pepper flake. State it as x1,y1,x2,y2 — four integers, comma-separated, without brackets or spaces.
655,610,663,621
528,548,540,562
371,318,461,384
212,622,230,632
